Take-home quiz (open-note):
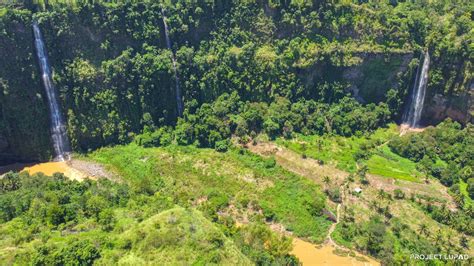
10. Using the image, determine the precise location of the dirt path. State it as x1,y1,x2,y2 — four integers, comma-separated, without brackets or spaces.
326,182,348,250
326,203,340,246
247,142,380,265
245,141,466,264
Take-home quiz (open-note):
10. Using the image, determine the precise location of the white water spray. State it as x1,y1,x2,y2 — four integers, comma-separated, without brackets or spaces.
161,7,183,117
33,22,71,161
403,51,430,128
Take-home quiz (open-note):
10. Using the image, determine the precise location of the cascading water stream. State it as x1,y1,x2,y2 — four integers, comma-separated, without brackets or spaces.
161,7,184,117
403,51,430,128
33,22,71,161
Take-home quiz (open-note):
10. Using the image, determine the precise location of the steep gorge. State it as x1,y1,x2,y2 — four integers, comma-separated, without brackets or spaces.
0,2,471,163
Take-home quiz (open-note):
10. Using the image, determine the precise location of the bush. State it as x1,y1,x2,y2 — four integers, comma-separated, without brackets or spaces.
327,188,341,203
467,178,474,199
393,189,405,199
214,140,230,152
135,127,173,148
264,157,277,168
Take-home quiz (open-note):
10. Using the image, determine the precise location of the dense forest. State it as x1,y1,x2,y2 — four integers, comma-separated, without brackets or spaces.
0,0,472,161
0,0,473,265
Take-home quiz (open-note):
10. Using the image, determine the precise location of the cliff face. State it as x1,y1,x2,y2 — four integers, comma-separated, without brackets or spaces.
423,85,474,126
346,53,473,126
342,53,414,104
0,10,52,164
0,3,472,163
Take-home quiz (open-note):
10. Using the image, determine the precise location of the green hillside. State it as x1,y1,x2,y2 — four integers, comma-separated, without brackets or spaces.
0,0,473,265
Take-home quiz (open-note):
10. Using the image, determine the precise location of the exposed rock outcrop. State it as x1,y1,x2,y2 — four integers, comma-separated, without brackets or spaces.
343,53,413,103
423,86,474,125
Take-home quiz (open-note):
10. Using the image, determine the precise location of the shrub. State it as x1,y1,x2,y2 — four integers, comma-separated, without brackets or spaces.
214,140,230,152
264,157,277,168
327,188,341,203
393,189,405,199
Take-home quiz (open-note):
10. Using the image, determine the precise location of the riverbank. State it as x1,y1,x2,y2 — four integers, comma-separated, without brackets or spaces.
291,238,379,266
0,159,113,181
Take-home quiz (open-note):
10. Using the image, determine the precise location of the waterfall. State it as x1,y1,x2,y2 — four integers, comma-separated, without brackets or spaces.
33,22,71,161
403,51,430,128
161,7,184,117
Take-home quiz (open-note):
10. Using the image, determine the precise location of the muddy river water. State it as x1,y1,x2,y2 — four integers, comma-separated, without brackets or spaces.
291,238,379,266
0,161,87,181
2,162,379,265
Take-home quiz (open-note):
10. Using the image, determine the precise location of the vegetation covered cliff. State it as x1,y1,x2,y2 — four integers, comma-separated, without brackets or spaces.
0,0,472,161
0,1,473,265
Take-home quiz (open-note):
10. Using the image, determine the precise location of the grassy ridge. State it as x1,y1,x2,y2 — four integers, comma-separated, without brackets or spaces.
1,143,332,264
112,207,251,265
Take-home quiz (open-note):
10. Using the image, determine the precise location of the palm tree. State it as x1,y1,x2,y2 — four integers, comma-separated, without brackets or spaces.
384,206,392,219
377,189,386,200
433,229,443,245
323,176,330,187
460,235,469,249
370,200,378,210
447,238,455,252
418,223,428,237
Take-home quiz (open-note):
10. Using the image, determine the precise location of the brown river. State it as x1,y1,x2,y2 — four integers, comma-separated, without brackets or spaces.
0,161,87,181
1,162,379,265
291,238,379,266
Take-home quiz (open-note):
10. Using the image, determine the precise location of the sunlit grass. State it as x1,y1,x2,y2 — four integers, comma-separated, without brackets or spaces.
276,124,429,182
367,145,421,182
459,179,473,208
88,144,332,242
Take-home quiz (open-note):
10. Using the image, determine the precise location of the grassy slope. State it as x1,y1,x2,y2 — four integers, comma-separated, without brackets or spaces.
0,206,249,265
108,207,251,265
88,144,331,242
459,179,473,208
278,123,424,182
267,135,474,260
366,145,420,182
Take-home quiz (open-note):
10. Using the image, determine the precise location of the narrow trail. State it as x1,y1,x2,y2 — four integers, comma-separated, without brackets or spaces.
326,183,345,249
326,203,340,246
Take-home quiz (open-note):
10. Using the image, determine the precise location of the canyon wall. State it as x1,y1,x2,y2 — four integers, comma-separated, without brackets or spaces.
0,2,471,163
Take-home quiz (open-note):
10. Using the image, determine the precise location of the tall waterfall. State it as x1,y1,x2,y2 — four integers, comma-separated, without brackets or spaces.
161,7,184,117
33,22,71,161
403,51,430,128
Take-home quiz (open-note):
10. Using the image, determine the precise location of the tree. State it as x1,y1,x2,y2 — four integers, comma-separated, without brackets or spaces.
215,139,230,152
393,189,405,199
327,188,341,203
357,164,368,183
47,204,65,226
467,178,474,199
370,200,378,210
460,235,469,249
365,217,387,256
323,176,331,187
418,223,428,237
383,206,392,219
433,230,443,245
86,196,108,219
98,209,116,232
377,189,386,200
60,239,101,265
